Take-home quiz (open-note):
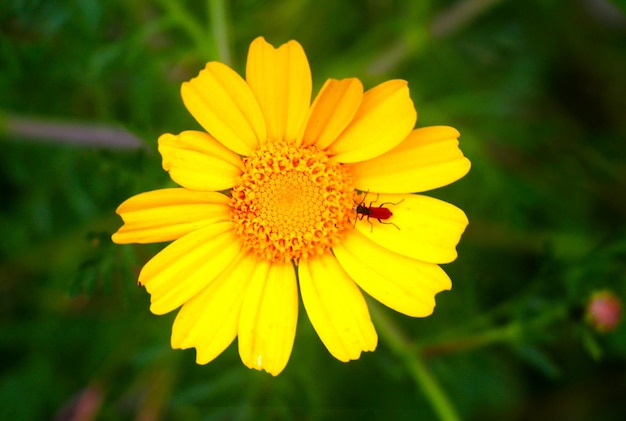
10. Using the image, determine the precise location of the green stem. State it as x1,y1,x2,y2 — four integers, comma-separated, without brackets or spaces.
421,323,519,357
420,305,568,357
407,350,461,421
370,304,460,421
156,0,214,59
371,298,568,418
207,0,232,65
431,0,506,37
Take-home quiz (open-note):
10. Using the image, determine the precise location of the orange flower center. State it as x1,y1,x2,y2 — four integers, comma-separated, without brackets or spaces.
230,142,354,263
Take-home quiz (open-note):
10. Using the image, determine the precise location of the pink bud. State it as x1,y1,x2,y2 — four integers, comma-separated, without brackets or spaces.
586,290,622,333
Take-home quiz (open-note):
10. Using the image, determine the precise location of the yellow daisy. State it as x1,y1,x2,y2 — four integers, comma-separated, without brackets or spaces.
112,37,470,376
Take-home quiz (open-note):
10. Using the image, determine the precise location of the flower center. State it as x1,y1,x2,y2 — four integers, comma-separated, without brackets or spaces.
230,141,354,263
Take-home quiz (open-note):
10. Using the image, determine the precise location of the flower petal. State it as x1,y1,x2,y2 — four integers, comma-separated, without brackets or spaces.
246,37,312,143
112,188,231,244
238,260,298,376
328,80,416,163
181,62,266,155
354,193,468,264
139,222,242,315
349,126,471,193
171,252,257,365
297,78,363,148
333,229,451,317
298,253,377,362
158,131,243,191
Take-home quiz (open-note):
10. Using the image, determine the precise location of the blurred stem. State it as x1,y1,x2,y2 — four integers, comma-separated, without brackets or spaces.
421,321,521,358
422,305,568,357
431,0,506,37
1,113,147,149
367,2,430,76
156,0,214,59
370,303,460,421
208,0,232,65
371,302,567,419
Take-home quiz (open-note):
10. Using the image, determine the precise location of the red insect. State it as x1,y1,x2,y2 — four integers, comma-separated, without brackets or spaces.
354,191,403,231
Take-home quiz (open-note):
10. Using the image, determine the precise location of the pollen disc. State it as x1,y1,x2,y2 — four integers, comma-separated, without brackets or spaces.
230,142,354,262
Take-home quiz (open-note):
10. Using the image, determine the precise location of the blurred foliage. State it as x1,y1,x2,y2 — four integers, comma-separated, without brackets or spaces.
2,0,626,420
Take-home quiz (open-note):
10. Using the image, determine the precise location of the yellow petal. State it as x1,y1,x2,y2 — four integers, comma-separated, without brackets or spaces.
353,193,468,264
158,131,243,191
349,126,471,193
333,229,451,317
246,37,312,143
112,188,231,244
298,254,377,362
139,222,242,315
356,193,468,263
171,252,257,365
329,80,416,163
181,62,266,155
238,260,298,376
297,78,363,148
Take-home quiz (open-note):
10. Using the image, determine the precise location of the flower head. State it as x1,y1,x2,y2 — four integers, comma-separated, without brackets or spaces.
113,37,471,375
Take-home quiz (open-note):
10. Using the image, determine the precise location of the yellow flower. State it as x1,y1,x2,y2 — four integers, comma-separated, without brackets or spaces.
112,37,470,376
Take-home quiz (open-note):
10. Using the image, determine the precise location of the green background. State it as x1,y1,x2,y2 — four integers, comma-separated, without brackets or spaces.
2,0,626,419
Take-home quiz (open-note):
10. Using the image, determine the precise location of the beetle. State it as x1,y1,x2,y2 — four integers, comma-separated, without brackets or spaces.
354,191,403,231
